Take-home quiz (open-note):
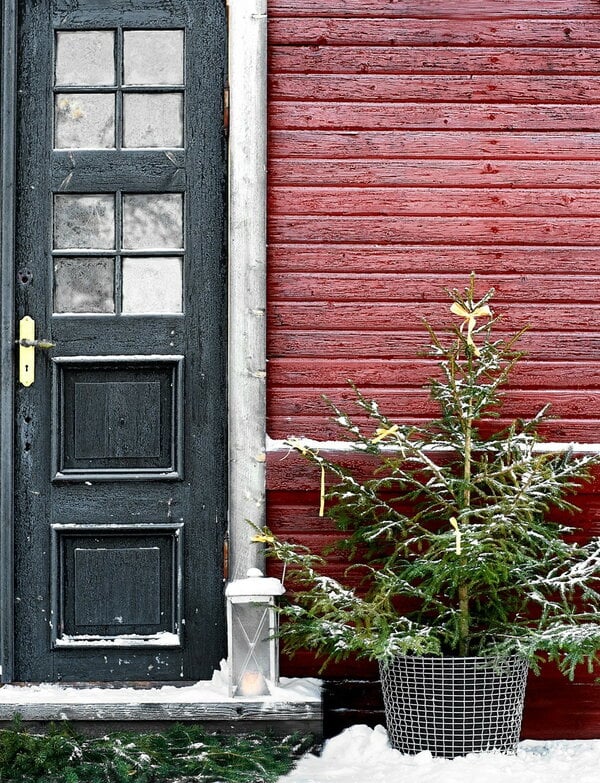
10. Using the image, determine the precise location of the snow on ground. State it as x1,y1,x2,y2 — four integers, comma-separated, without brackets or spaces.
278,724,599,783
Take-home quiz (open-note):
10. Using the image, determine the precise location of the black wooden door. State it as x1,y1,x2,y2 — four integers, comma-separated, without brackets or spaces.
12,1,227,681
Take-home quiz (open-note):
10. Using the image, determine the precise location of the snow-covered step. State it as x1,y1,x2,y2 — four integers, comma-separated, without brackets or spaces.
0,669,322,730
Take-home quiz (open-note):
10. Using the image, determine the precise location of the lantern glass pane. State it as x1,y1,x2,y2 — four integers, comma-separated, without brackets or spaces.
231,602,272,696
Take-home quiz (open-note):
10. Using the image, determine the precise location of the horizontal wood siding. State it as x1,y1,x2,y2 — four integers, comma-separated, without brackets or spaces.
266,0,600,736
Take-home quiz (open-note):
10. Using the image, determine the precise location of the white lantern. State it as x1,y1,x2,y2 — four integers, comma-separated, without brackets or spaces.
225,567,285,697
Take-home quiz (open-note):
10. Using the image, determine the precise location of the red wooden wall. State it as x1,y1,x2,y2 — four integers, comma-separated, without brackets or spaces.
266,0,600,738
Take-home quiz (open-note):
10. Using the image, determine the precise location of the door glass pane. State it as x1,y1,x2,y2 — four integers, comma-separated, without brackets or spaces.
123,94,183,148
55,31,115,86
123,30,184,86
122,257,182,313
54,257,115,313
54,195,115,249
122,194,183,249
55,93,115,149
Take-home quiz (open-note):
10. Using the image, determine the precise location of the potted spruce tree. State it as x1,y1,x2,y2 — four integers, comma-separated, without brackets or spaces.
256,277,600,758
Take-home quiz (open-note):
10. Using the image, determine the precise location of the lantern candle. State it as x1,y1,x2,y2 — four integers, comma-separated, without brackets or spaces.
237,670,269,697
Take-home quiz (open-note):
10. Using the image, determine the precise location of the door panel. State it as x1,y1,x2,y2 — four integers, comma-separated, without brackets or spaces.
53,356,183,479
13,0,227,681
52,523,183,647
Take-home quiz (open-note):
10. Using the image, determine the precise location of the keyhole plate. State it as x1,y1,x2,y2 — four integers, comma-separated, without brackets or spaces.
19,316,36,387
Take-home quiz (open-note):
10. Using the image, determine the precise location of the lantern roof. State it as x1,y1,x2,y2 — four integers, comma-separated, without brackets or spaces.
225,568,285,598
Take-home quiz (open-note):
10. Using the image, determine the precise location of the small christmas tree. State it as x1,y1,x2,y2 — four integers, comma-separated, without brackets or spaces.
258,276,600,677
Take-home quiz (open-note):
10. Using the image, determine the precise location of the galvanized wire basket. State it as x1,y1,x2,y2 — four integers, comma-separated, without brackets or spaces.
379,655,528,758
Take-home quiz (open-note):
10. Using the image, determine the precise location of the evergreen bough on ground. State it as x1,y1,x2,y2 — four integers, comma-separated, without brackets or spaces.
0,720,314,783
257,277,600,678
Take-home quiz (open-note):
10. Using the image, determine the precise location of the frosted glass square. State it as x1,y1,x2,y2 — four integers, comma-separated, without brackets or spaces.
54,257,114,314
55,31,115,86
54,195,115,250
123,30,184,85
55,93,115,149
122,194,183,249
123,93,183,148
122,257,182,313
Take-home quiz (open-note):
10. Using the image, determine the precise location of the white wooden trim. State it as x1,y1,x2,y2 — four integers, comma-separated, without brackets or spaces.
227,0,268,579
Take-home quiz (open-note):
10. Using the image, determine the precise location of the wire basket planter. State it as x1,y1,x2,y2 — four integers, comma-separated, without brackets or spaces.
379,655,529,759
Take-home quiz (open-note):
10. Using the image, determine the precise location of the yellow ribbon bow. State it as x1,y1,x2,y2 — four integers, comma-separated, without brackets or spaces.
288,438,326,517
450,302,492,356
371,424,399,444
251,532,276,545
449,517,462,555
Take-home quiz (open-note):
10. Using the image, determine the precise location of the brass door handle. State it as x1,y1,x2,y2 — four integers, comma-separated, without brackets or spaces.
18,338,55,349
18,316,54,387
